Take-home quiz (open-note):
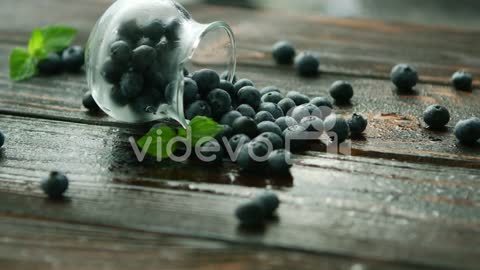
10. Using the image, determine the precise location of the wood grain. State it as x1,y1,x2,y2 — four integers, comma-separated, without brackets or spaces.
0,1,479,269
0,1,478,86
2,217,401,270
0,114,479,269
0,60,479,166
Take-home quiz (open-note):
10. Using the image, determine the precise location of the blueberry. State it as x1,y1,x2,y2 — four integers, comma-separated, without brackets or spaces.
220,110,242,126
261,91,284,104
423,105,449,130
40,171,69,199
186,100,212,120
254,132,283,150
132,45,157,72
207,88,232,117
142,19,165,43
390,64,418,90
110,86,129,107
120,72,144,98
236,104,256,118
219,79,236,102
272,41,296,65
310,97,333,109
291,103,322,121
300,116,324,133
234,78,254,92
165,18,181,43
235,200,265,226
267,150,292,175
136,37,156,48
347,113,368,134
259,102,284,119
277,98,296,115
61,46,85,72
294,51,320,77
144,70,166,92
275,116,298,131
191,69,220,96
37,53,63,75
237,141,269,171
257,121,283,137
283,125,307,151
329,81,353,104
183,68,190,77
324,115,350,143
214,125,233,144
0,130,5,147
232,116,259,138
183,78,199,105
220,70,237,84
452,71,473,91
130,93,160,113
109,40,131,65
118,19,142,44
197,140,224,163
260,86,281,96
237,86,261,110
310,97,333,117
101,58,126,84
255,111,275,123
229,134,251,152
82,91,100,111
287,91,310,106
454,117,480,145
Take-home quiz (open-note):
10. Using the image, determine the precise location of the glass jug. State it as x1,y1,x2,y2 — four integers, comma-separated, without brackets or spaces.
86,0,236,127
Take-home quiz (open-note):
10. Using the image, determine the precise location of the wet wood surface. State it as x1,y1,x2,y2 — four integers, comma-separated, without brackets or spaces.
0,0,479,269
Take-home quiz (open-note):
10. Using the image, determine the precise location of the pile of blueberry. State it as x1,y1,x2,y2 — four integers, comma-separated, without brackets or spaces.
37,46,85,75
100,18,183,114
183,68,367,174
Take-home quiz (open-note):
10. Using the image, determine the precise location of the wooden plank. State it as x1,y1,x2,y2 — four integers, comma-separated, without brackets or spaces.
0,1,478,85
0,114,479,269
0,57,479,166
1,217,402,270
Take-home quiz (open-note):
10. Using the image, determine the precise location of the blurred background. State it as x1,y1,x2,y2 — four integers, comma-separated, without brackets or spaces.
3,0,479,33
4,0,480,34
189,0,480,29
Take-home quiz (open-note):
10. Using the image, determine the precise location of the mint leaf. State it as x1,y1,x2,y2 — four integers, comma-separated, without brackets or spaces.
179,116,224,146
137,126,178,158
9,48,37,81
39,26,77,53
28,29,47,59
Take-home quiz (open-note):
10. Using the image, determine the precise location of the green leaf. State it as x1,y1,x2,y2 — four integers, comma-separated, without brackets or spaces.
9,48,37,81
28,29,47,59
39,26,77,53
179,116,224,146
137,126,178,158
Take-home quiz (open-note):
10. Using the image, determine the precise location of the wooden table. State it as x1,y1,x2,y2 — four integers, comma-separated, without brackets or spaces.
0,1,479,269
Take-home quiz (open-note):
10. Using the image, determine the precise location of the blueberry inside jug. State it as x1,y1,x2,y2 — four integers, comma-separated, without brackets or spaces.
86,0,236,126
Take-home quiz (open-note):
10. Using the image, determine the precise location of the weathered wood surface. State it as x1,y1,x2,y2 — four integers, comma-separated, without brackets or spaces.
3,217,400,270
1,62,479,167
1,1,479,85
0,0,479,269
1,114,480,269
